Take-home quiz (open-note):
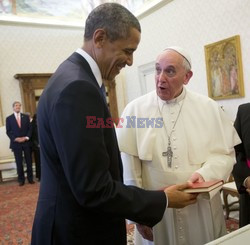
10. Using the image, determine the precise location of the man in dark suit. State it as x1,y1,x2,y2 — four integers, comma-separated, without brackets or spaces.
6,101,34,186
233,103,250,227
31,114,41,181
31,3,197,245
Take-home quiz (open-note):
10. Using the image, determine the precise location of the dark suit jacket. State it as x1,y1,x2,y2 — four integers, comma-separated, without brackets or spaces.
233,103,250,227
6,113,32,149
31,114,39,149
31,52,166,245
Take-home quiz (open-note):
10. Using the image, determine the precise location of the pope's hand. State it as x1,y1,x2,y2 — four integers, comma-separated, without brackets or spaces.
188,172,205,183
164,183,198,208
136,224,153,241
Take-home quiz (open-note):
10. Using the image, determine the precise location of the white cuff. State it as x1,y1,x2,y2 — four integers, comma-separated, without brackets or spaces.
243,176,250,188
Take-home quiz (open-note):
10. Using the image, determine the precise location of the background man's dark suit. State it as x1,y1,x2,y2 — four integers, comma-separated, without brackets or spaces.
233,103,250,227
31,114,41,180
6,112,33,184
31,53,166,245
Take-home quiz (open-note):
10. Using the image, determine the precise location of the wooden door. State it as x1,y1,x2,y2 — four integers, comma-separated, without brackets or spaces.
15,74,118,120
14,73,52,117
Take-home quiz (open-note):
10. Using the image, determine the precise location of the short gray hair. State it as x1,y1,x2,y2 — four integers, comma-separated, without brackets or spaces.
182,58,191,71
84,3,141,42
12,101,21,107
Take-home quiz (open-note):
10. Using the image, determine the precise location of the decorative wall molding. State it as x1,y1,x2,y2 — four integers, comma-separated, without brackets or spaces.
0,15,84,29
135,0,173,20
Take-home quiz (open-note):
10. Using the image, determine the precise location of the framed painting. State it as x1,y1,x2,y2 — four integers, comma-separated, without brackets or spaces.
204,35,244,100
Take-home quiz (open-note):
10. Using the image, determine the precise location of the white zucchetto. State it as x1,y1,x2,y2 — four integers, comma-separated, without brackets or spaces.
165,46,192,68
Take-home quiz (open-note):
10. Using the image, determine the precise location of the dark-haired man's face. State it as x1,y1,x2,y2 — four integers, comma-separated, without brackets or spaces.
97,28,140,81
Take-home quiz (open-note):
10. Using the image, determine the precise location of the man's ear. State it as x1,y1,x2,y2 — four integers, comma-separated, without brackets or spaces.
93,29,107,48
183,70,193,85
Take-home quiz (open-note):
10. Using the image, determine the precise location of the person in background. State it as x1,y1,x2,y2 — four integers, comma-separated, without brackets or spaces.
6,101,34,186
31,4,197,245
31,113,41,181
116,47,241,245
24,112,32,122
233,103,250,227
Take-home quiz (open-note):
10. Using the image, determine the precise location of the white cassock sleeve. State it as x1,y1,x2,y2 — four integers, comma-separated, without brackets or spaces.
121,152,169,208
121,152,143,188
194,107,240,182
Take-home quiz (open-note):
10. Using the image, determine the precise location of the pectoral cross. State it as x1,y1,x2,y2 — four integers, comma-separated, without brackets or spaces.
162,138,173,168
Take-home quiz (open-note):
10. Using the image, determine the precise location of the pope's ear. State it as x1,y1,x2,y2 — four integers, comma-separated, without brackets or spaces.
93,29,107,48
183,70,193,85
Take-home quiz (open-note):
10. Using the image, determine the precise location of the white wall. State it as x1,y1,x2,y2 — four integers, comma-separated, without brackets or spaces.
0,20,126,125
124,0,250,120
0,21,83,124
1,0,249,122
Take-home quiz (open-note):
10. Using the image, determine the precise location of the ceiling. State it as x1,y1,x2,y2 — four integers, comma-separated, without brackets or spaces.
0,0,172,27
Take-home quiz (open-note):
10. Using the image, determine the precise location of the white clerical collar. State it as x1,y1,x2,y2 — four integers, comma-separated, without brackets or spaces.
157,87,186,113
76,48,103,88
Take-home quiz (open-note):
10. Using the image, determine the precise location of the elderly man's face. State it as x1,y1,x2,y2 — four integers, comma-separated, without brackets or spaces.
13,102,21,113
155,50,192,101
95,27,141,81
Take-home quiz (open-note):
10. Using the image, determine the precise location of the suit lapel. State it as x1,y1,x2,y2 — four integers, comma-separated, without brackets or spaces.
12,113,20,128
68,53,123,176
68,52,109,107
68,52,99,87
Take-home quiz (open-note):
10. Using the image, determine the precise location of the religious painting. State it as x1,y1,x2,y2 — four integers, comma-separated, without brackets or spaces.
0,0,172,26
0,0,84,22
204,35,244,100
0,0,12,14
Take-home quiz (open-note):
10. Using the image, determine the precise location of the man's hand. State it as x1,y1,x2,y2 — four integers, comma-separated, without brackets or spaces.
164,183,198,208
136,224,153,241
14,137,24,143
245,176,250,194
188,172,205,183
14,137,27,143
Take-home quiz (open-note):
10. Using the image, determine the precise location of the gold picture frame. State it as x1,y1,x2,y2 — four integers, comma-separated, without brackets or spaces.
204,35,244,100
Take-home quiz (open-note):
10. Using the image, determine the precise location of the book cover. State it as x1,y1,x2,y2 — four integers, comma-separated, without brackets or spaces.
183,179,224,193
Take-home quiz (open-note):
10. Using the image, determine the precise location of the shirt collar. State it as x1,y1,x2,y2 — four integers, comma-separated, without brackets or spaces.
14,112,20,118
76,48,103,88
157,87,186,112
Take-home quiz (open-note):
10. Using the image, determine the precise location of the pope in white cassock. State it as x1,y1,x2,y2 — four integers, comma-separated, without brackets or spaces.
116,47,241,245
